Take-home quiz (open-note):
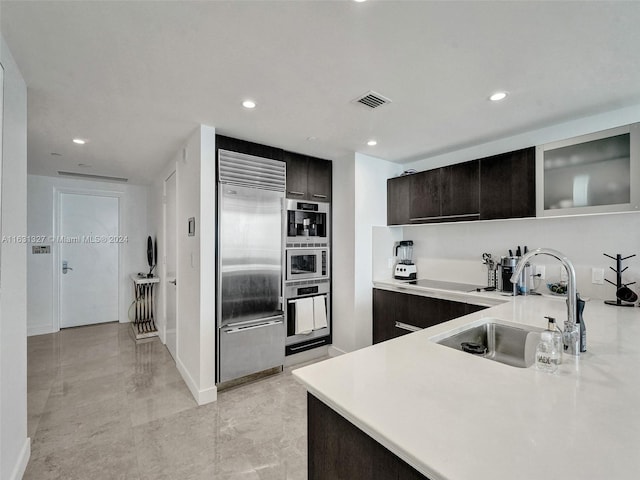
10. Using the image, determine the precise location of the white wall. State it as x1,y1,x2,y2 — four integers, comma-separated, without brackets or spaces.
374,212,640,301
26,175,149,336
353,153,401,350
153,125,216,405
0,34,30,480
176,128,202,389
330,155,356,354
198,129,216,391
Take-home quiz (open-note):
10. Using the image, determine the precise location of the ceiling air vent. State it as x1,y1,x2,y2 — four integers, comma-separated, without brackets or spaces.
352,90,392,109
58,171,128,183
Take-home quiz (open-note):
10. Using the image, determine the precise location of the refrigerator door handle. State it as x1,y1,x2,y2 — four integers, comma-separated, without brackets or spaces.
223,319,284,334
225,313,284,328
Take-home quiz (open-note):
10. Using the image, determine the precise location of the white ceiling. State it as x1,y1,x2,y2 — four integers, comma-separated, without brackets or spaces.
2,1,640,185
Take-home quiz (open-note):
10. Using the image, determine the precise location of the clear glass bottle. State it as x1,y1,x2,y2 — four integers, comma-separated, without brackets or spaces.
536,331,559,373
563,321,580,356
545,316,563,366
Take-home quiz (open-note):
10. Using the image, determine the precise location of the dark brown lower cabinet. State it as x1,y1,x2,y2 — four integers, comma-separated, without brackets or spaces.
373,289,403,344
308,394,428,480
373,288,487,344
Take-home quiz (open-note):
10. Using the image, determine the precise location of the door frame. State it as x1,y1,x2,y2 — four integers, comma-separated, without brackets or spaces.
161,170,177,352
53,187,124,332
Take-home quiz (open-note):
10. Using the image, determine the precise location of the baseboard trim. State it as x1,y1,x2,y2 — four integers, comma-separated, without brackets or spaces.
27,325,55,337
175,357,217,406
9,437,30,480
328,345,346,357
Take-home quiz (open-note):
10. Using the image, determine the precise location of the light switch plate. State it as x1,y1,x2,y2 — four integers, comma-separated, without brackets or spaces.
592,268,605,285
534,265,546,280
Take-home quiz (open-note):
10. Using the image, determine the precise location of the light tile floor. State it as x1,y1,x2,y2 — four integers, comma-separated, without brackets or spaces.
25,322,314,479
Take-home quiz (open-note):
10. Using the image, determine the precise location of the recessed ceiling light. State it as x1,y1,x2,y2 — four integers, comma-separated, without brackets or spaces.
72,138,86,145
489,92,508,102
242,100,256,109
354,0,367,3
307,136,317,141
367,139,377,146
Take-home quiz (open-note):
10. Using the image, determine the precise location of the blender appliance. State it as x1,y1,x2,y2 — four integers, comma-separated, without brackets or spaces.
394,240,417,280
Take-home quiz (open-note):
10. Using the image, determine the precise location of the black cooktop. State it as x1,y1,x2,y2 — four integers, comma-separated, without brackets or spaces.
409,279,485,292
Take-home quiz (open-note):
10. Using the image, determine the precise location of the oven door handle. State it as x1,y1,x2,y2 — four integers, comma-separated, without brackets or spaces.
287,294,327,303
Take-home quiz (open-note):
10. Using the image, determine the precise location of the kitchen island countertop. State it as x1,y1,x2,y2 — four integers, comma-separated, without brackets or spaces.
293,283,640,480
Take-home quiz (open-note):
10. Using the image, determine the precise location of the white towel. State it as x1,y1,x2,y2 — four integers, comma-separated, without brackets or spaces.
313,295,328,330
295,297,314,334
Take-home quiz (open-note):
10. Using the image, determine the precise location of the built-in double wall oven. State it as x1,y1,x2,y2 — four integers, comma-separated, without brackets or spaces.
283,199,331,355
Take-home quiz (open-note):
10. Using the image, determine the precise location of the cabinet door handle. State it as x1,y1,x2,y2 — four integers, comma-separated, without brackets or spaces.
288,191,305,196
312,194,328,199
395,321,422,332
409,213,480,222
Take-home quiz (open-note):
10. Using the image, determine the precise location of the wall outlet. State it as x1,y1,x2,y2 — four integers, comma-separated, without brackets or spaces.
388,257,395,269
534,265,546,280
592,268,605,285
560,268,568,282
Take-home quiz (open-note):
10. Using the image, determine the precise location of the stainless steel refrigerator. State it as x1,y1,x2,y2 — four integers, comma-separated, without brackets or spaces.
217,149,285,383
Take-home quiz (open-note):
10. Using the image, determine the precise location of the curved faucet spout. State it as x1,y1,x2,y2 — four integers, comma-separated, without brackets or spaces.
510,248,579,355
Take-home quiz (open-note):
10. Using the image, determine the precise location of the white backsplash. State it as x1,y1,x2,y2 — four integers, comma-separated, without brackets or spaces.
373,211,640,301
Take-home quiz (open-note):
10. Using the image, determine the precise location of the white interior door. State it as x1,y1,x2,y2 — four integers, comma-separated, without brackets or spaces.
59,193,119,328
165,172,177,359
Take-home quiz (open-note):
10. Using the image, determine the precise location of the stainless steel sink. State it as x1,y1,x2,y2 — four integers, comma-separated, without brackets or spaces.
434,320,544,368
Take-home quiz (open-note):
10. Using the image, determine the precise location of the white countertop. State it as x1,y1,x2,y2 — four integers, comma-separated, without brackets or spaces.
293,281,640,480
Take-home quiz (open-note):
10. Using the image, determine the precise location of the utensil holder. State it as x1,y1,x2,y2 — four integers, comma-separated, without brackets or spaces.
487,268,498,289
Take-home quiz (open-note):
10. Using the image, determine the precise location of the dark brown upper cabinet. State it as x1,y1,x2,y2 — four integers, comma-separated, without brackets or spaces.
307,156,332,202
409,169,441,222
387,147,535,225
284,151,332,202
408,161,478,223
216,134,283,162
441,160,480,219
479,147,536,220
387,175,411,225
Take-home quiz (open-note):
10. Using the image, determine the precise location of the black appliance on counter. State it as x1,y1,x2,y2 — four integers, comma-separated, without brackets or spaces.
500,256,518,293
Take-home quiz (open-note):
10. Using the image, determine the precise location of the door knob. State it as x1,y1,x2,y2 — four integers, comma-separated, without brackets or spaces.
62,261,73,274
169,279,177,285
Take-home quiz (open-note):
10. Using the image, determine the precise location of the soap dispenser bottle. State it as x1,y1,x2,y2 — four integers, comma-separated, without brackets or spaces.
536,330,559,372
544,316,563,365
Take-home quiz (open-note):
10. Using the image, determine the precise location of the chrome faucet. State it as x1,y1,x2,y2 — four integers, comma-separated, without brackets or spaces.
510,248,581,356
